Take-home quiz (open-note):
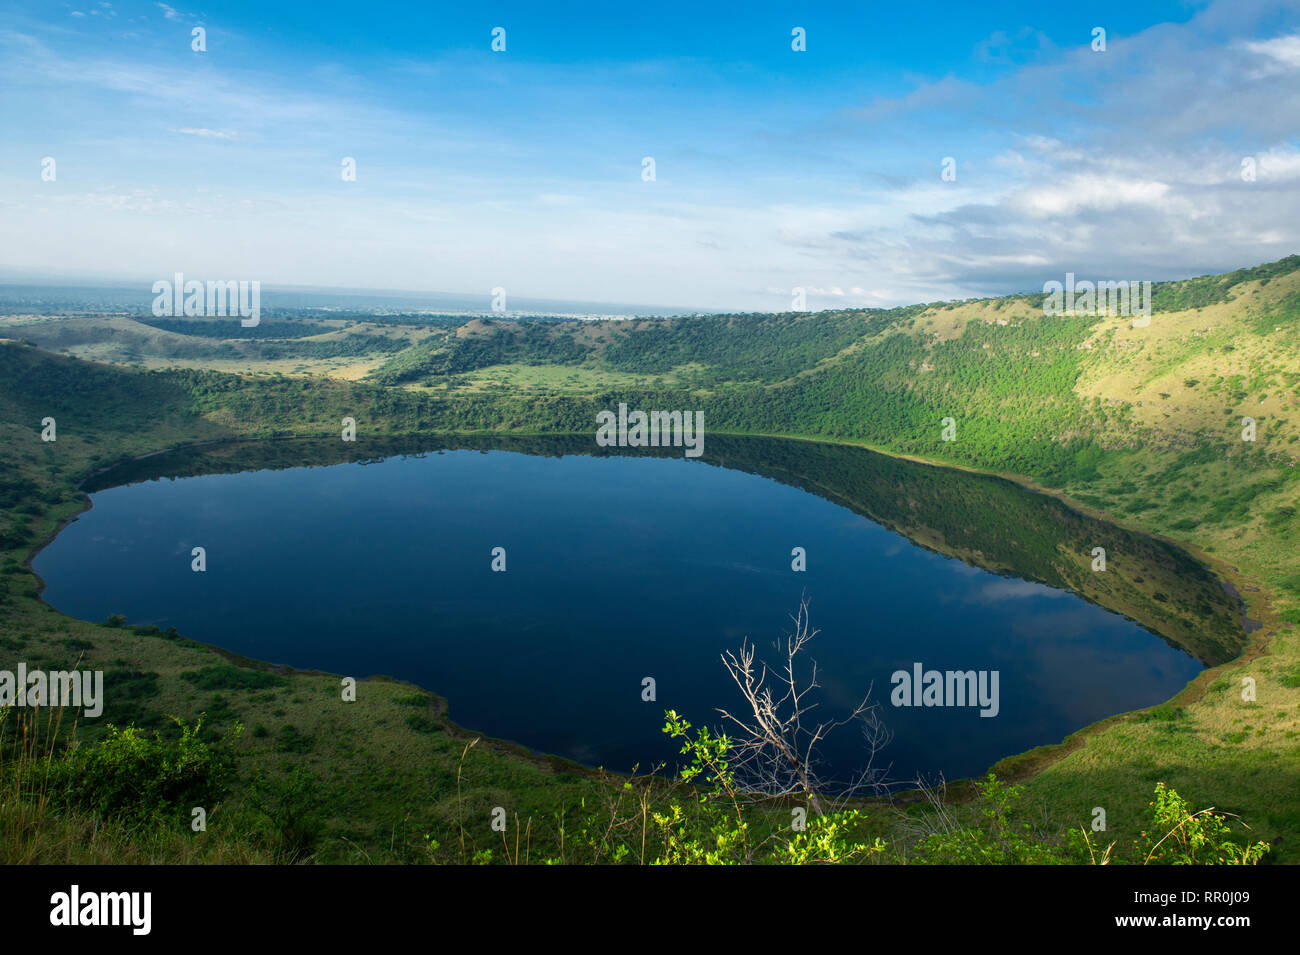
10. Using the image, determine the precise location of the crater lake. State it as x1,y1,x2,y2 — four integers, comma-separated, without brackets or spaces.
33,435,1244,786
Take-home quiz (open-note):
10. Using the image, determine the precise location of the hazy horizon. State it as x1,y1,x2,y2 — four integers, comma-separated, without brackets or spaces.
0,271,707,318
2,250,1294,320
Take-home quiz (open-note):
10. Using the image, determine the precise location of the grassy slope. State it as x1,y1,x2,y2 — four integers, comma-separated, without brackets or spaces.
1003,269,1300,851
2,254,1299,861
0,314,430,380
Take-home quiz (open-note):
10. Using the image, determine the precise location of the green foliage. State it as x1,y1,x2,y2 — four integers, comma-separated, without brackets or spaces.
1150,255,1300,312
911,774,1065,864
369,322,590,385
1136,705,1186,723
246,767,327,862
52,718,236,827
274,723,313,754
179,665,288,691
602,309,903,384
246,333,407,361
405,713,443,734
1136,783,1270,865
96,668,165,728
651,710,750,864
647,712,891,865
778,810,886,864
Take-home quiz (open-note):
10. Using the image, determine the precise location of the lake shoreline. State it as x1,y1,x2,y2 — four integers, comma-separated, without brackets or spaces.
26,426,1273,801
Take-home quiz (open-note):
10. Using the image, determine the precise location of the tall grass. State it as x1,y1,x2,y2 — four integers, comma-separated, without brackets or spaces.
0,706,269,864
0,704,69,863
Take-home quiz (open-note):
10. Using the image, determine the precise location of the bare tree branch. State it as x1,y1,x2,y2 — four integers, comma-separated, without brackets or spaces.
716,592,892,815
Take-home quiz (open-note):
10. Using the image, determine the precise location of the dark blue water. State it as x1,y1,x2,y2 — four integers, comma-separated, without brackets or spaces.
34,447,1203,784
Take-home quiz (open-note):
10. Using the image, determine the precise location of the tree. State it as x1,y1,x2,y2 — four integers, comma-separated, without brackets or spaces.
716,593,891,816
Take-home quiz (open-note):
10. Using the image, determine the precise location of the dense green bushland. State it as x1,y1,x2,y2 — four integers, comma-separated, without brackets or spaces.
599,308,914,383
1150,254,1300,312
367,308,921,388
368,322,590,384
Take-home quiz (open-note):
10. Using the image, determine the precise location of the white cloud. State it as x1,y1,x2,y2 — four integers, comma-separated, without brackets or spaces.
1010,176,1172,218
1243,33,1300,74
968,579,1065,604
174,127,238,139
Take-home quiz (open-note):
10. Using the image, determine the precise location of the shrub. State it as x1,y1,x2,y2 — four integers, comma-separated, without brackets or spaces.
246,767,325,862
179,665,287,691
275,724,313,754
1136,783,1270,865
53,718,237,827
910,774,1064,865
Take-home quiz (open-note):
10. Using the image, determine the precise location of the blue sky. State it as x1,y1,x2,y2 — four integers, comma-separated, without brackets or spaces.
2,0,1299,310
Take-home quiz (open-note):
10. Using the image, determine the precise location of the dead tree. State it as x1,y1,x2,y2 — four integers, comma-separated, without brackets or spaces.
716,593,891,817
